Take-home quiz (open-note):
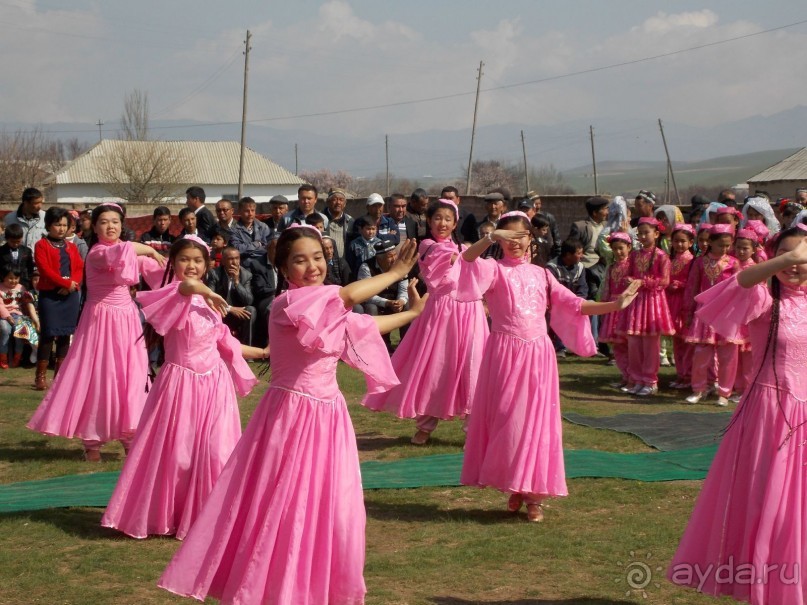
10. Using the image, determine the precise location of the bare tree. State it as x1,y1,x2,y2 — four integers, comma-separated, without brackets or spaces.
0,127,62,201
96,141,192,205
298,169,356,195
120,89,150,141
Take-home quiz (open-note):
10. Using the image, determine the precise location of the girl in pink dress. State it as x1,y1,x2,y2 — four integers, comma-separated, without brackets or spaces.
101,237,266,540
668,225,807,604
683,224,741,406
619,217,674,397
597,232,632,388
362,199,489,445
731,228,759,403
667,224,696,389
459,212,638,522
28,203,165,462
159,227,425,605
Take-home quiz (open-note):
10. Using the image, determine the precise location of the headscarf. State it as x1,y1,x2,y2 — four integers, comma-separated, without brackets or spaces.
605,196,629,232
741,196,780,234
697,202,726,232
654,205,684,233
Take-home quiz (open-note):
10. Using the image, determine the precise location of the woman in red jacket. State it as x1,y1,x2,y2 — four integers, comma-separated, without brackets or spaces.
33,206,83,390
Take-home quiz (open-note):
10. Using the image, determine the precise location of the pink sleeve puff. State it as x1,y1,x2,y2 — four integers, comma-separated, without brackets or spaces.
87,241,139,286
135,281,192,336
694,275,771,341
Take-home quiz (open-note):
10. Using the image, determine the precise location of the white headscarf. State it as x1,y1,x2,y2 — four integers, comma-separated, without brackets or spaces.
741,196,780,234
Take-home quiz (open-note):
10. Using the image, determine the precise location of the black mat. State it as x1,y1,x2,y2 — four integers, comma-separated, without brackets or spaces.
562,411,732,451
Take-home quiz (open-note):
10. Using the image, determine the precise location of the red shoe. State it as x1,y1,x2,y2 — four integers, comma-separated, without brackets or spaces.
11,352,22,368
507,493,524,513
0,353,8,369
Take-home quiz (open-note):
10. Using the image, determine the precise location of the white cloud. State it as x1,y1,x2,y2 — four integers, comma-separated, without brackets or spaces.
633,9,719,35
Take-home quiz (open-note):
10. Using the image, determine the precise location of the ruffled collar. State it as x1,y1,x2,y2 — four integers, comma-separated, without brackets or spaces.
500,254,530,266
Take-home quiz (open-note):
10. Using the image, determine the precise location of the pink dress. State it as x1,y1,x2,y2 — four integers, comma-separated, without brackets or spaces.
460,256,595,497
669,276,807,604
619,246,674,336
666,250,694,334
683,254,741,344
362,237,488,419
159,285,398,605
28,240,148,442
101,281,257,539
597,258,630,344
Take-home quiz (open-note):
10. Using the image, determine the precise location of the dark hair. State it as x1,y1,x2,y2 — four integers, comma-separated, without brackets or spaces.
298,184,318,197
221,245,240,259
4,223,23,240
210,231,228,243
274,227,326,294
86,203,127,249
585,196,609,217
411,188,428,203
44,206,69,230
153,206,171,219
1,264,21,279
304,214,324,226
708,231,733,243
389,193,406,203
178,207,195,221
22,187,43,204
238,196,256,210
426,200,458,222
560,238,583,257
440,185,459,197
185,186,206,202
531,215,550,230
669,226,695,259
354,216,372,230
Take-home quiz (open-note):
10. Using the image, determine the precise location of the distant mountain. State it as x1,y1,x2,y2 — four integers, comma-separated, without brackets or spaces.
3,105,806,186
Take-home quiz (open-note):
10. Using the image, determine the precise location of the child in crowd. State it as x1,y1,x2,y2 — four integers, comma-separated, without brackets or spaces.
620,217,674,396
65,211,88,260
139,206,176,257
29,207,83,390
731,228,759,402
304,213,326,233
348,217,381,274
598,232,633,388
102,236,266,540
0,224,35,289
478,222,500,259
323,235,352,286
547,238,588,358
654,205,684,254
683,224,740,405
0,265,39,369
363,199,489,445
459,211,638,522
695,223,711,256
715,206,742,230
159,227,425,605
669,225,807,604
529,214,552,267
209,232,227,270
178,207,207,242
28,203,165,461
741,195,780,235
745,219,770,260
667,224,696,389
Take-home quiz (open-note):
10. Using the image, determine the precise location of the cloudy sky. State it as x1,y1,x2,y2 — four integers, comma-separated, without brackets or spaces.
2,0,806,168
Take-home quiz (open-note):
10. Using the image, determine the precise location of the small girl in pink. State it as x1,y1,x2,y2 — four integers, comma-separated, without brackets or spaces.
101,237,266,540
668,225,807,604
28,203,165,461
362,199,489,445
597,232,632,388
731,228,759,402
459,212,638,522
683,223,741,406
159,227,426,605
667,224,696,389
619,216,674,396
0,265,39,369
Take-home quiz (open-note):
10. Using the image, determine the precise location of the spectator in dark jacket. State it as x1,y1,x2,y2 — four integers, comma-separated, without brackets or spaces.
206,246,255,346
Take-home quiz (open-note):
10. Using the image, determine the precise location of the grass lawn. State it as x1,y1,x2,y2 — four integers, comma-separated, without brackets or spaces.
0,356,734,605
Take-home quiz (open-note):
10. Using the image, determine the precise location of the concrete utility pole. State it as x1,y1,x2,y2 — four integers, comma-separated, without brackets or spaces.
294,143,298,175
658,118,680,205
465,61,484,196
589,125,599,195
237,30,252,200
521,130,529,196
385,135,390,197
96,120,104,142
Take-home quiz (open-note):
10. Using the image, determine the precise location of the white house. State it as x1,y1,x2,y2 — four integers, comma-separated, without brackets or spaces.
747,147,807,200
47,139,306,205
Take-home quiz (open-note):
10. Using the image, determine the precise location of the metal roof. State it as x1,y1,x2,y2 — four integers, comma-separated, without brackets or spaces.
51,140,306,186
748,147,807,183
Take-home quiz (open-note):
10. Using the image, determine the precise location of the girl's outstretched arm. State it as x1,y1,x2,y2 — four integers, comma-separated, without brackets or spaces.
339,239,418,308
241,344,270,359
737,237,807,288
462,229,530,262
178,278,229,316
373,279,429,335
580,281,640,316
131,242,167,266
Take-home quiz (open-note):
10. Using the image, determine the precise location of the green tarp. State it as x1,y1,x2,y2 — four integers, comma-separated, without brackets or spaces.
0,446,716,514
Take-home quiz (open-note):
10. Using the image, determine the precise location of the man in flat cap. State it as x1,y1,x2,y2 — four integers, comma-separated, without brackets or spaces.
323,188,354,259
473,192,506,242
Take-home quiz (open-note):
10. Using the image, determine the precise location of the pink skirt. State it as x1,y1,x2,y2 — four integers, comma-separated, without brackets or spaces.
619,289,675,337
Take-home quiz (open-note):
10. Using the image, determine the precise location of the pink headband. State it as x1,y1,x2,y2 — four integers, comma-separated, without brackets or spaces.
98,202,123,212
607,232,632,245
798,223,807,233
182,234,210,252
499,211,530,222
710,223,735,236
735,228,758,243
745,219,769,241
698,224,713,234
672,223,695,237
638,217,660,228
437,198,459,215
716,206,740,216
287,223,323,240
